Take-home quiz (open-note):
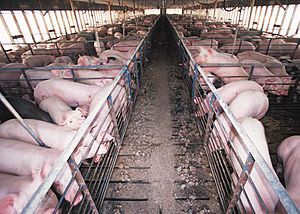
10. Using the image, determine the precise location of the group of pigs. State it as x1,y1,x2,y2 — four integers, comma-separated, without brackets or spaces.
175,19,300,213
0,28,144,213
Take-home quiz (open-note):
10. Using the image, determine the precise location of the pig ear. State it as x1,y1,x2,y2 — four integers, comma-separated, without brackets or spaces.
207,48,213,55
75,107,88,116
59,114,68,126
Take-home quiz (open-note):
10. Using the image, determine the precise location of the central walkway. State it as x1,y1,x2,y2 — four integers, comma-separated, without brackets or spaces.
103,17,220,213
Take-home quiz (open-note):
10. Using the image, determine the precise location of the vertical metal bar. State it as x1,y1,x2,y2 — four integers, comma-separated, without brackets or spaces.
226,154,255,213
192,64,199,99
285,4,298,36
292,38,300,60
0,12,14,43
278,5,289,35
22,10,37,44
11,11,26,43
247,0,255,28
68,157,99,213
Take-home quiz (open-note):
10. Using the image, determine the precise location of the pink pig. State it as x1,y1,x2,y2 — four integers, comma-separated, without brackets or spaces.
39,96,87,130
34,78,100,107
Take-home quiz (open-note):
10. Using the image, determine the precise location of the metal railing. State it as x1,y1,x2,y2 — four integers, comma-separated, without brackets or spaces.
168,15,300,214
0,15,159,214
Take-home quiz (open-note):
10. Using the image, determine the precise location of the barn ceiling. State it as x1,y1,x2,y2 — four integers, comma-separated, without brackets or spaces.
0,0,296,10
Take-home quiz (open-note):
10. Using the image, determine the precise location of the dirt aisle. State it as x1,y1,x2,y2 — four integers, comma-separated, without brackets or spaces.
102,17,220,213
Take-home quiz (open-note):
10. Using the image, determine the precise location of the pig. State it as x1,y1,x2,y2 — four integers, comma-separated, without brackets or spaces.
219,41,256,54
0,63,28,88
137,30,147,36
35,190,59,214
0,172,42,213
0,119,112,163
194,80,263,117
112,40,140,52
228,90,269,120
114,32,123,39
22,55,56,67
0,62,7,67
193,47,249,84
34,78,100,107
230,117,278,213
77,37,86,42
97,26,108,37
39,96,86,130
258,40,297,57
107,26,119,36
241,59,291,95
77,55,102,66
20,69,55,89
60,42,86,55
0,96,53,123
0,138,82,204
54,56,73,64
276,136,300,213
237,51,288,77
62,69,117,87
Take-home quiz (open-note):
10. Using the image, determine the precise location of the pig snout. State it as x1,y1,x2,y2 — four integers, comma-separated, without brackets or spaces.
62,109,86,130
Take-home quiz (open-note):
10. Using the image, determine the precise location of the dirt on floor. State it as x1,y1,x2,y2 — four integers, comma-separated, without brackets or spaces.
102,18,220,213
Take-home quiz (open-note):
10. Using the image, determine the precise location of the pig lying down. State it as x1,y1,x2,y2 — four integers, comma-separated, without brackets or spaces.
39,96,87,130
276,136,300,213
